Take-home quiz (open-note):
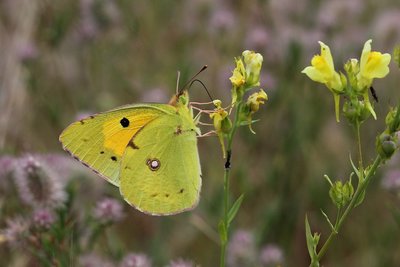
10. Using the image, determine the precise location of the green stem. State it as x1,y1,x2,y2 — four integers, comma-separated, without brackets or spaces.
220,101,243,267
356,121,364,177
316,155,382,260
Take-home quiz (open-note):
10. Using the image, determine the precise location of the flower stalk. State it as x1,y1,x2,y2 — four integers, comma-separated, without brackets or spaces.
303,40,398,266
215,50,267,267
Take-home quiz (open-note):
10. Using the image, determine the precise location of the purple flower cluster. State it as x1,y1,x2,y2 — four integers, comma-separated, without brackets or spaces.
13,154,67,208
119,253,152,267
227,229,284,267
93,197,125,224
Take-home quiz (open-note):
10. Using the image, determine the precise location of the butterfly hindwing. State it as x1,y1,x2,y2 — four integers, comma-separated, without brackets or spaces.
119,109,201,215
59,104,175,186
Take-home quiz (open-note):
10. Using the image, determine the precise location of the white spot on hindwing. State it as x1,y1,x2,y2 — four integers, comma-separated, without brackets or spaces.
146,158,160,171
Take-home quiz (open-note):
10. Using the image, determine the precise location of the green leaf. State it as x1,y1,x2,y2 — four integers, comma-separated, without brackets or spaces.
239,119,259,126
228,194,244,226
349,154,360,180
320,209,337,233
218,220,227,244
323,175,333,187
354,189,366,207
305,215,320,267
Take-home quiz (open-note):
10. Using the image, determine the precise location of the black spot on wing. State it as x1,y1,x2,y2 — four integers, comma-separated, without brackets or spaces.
151,193,158,197
100,151,104,154
165,194,170,198
120,117,130,128
179,188,184,193
111,156,117,161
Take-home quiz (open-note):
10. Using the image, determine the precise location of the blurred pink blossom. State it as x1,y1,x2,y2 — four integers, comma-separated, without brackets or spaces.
382,169,400,192
32,208,56,229
259,244,284,266
13,154,67,208
93,197,125,224
119,253,152,267
372,10,400,49
227,229,257,267
1,216,29,247
317,0,364,30
209,6,236,34
168,258,196,267
79,253,115,267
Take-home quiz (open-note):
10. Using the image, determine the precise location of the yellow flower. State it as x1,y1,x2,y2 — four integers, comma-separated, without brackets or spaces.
229,58,246,87
242,50,263,87
245,89,268,134
210,101,232,158
302,42,343,93
357,39,391,91
246,89,268,115
302,41,344,122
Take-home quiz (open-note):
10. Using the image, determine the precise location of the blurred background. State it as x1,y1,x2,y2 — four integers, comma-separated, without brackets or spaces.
1,0,400,266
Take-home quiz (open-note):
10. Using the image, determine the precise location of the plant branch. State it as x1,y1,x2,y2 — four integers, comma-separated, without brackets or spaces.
316,155,382,260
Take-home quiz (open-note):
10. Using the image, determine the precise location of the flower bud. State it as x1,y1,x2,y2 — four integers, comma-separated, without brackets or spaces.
344,59,359,90
376,133,397,159
385,107,400,133
343,99,370,125
246,89,268,114
242,89,268,134
329,180,354,208
242,50,263,87
210,107,232,135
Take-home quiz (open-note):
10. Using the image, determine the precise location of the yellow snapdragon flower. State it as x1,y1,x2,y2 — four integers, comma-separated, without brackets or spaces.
302,42,344,121
302,42,343,93
242,50,263,87
355,40,391,119
357,39,391,91
247,89,268,115
245,89,268,134
210,100,232,158
230,51,264,105
229,58,246,88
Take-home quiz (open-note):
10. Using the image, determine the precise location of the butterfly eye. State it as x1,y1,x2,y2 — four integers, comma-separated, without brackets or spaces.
147,158,160,171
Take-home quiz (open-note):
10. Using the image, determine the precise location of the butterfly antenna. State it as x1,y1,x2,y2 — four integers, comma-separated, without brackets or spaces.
178,65,208,96
189,79,214,102
176,71,181,95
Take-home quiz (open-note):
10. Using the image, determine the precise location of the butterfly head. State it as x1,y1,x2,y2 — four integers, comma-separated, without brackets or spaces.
168,90,189,107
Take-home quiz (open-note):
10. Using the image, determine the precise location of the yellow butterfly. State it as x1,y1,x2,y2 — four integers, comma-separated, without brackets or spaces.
59,72,204,216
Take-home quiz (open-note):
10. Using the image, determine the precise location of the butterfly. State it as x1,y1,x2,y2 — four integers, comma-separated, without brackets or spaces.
59,74,203,216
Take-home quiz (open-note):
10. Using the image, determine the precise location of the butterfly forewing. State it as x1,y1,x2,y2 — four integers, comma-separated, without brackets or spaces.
59,104,175,186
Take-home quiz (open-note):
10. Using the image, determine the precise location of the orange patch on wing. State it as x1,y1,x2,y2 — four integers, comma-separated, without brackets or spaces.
102,113,160,156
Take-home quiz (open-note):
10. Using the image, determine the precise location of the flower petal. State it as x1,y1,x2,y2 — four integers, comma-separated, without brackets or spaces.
302,66,326,83
365,53,391,78
359,39,372,73
319,41,334,71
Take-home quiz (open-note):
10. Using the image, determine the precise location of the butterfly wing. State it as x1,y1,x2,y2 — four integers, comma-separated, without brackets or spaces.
59,104,175,186
119,108,201,215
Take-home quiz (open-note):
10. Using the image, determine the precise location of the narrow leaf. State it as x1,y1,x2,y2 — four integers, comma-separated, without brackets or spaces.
239,119,260,126
228,194,244,226
349,154,360,179
305,215,320,267
320,209,337,233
